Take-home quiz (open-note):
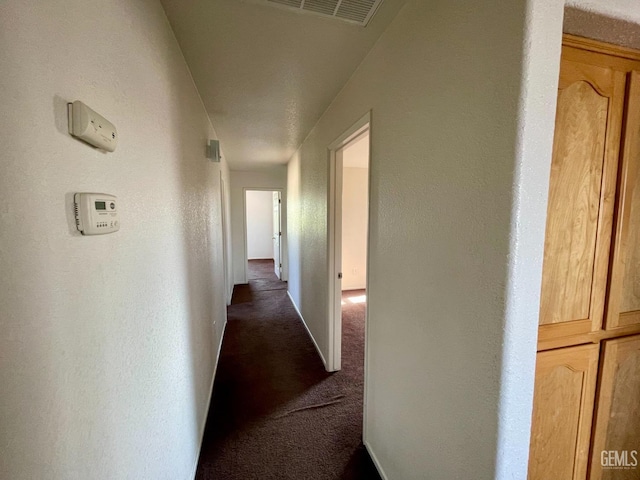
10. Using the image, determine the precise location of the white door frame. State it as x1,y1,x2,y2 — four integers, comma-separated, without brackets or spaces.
220,173,232,305
327,111,371,372
272,191,282,279
242,187,285,283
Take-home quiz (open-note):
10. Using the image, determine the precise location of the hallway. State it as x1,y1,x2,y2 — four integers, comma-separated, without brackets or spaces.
196,260,378,479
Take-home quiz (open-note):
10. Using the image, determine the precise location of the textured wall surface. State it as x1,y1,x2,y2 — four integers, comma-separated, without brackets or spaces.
288,0,640,477
0,0,230,478
565,4,640,49
286,0,562,478
230,169,287,284
495,0,564,475
567,0,640,25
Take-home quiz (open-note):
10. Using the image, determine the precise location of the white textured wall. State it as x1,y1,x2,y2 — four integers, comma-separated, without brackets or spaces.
341,168,368,291
246,190,275,260
0,1,230,479
230,169,287,284
564,0,640,52
567,0,640,23
286,0,565,477
495,0,564,475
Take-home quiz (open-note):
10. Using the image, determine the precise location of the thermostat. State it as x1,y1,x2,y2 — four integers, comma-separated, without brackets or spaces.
74,193,120,235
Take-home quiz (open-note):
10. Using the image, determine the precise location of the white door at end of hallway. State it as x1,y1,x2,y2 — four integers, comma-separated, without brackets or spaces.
273,191,281,279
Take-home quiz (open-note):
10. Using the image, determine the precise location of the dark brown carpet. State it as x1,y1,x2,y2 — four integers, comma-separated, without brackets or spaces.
231,259,287,304
195,260,379,480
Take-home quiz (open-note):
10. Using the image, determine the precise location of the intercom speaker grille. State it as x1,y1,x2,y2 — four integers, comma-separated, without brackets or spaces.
265,0,383,26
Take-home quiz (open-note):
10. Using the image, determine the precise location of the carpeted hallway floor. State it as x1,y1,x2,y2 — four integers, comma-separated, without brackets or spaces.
195,259,379,480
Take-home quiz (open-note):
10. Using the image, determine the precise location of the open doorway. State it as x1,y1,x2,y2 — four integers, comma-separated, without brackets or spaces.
328,113,371,373
220,173,231,305
244,189,283,282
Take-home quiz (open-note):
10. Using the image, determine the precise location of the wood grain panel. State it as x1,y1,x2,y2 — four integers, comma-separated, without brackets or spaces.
539,56,626,341
606,71,640,330
540,80,608,324
528,344,600,480
620,169,640,312
537,322,640,352
564,35,640,63
559,60,612,94
589,335,640,480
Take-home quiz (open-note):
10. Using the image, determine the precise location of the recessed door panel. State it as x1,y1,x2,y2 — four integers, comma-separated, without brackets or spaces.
589,335,640,479
540,79,607,324
528,344,600,480
606,71,640,330
539,56,626,344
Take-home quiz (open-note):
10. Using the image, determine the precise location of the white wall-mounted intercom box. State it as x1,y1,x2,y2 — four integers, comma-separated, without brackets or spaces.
68,101,118,152
74,193,120,235
207,139,221,162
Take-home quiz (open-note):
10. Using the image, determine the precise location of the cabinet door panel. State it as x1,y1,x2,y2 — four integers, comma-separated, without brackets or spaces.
539,55,626,344
606,71,640,330
528,344,600,480
541,79,607,323
589,335,640,480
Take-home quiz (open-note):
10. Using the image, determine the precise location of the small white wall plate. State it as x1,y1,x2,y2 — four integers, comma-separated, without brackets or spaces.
68,101,117,152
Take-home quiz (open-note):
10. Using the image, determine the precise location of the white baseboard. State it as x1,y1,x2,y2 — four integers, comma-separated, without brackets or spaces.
342,286,367,292
247,257,274,260
189,319,227,480
364,440,389,480
286,291,328,370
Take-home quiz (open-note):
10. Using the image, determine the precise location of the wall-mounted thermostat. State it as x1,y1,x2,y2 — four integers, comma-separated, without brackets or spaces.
74,193,120,235
68,101,117,152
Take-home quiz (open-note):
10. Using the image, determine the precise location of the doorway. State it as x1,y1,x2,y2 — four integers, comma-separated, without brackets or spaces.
244,189,283,281
220,174,230,305
328,112,371,372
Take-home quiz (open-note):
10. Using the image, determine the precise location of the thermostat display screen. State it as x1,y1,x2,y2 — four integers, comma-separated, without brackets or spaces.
95,201,106,210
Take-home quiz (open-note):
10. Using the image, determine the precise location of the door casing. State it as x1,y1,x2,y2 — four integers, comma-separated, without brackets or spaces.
327,111,371,373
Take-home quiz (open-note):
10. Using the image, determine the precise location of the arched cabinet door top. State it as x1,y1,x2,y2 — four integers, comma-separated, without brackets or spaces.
558,58,613,97
528,344,600,480
538,53,626,349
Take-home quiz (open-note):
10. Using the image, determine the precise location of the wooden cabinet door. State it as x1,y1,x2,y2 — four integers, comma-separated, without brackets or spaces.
589,334,640,479
538,50,626,348
605,72,640,331
528,344,600,480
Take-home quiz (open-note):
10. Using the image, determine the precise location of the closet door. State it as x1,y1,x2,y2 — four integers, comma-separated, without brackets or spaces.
589,334,640,479
605,72,640,331
538,51,626,348
528,344,600,480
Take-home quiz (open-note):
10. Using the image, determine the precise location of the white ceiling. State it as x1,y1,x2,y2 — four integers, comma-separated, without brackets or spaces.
160,0,405,170
343,131,369,168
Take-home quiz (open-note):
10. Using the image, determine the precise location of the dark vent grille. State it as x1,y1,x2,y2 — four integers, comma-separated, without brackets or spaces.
336,0,378,23
269,0,303,7
264,0,383,26
304,0,339,15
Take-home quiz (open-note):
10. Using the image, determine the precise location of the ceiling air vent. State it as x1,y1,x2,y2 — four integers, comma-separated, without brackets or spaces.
265,0,384,26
